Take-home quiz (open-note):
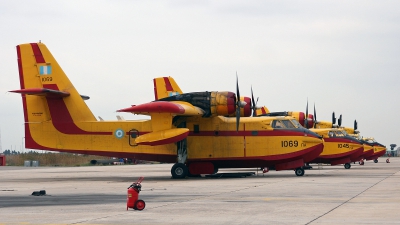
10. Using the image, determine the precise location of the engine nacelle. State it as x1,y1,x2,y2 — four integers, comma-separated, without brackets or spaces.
289,112,314,128
158,91,251,117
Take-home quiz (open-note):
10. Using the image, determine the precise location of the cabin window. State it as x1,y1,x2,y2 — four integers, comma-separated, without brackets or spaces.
194,124,199,133
252,131,258,136
328,131,335,137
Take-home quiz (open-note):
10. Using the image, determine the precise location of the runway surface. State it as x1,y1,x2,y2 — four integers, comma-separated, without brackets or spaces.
1,157,399,225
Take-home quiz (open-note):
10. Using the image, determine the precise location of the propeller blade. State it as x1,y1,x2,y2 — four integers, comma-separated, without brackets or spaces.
236,73,240,104
236,73,240,131
332,112,336,128
338,114,342,127
313,103,317,128
354,120,358,131
305,99,309,128
251,86,255,117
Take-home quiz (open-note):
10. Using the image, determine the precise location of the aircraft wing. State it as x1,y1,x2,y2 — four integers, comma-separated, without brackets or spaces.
117,101,204,116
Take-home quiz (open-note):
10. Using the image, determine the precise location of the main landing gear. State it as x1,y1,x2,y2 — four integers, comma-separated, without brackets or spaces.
359,160,364,165
171,139,189,179
295,167,305,176
344,163,351,169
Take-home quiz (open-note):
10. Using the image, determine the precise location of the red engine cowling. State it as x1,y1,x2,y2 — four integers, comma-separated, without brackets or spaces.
290,112,314,128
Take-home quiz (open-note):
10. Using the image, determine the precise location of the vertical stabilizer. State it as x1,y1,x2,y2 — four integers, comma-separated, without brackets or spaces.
153,77,183,100
10,43,97,149
11,43,96,124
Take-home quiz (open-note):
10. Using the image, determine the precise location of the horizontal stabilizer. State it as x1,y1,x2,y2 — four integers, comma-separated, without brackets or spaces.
136,128,189,146
10,88,70,98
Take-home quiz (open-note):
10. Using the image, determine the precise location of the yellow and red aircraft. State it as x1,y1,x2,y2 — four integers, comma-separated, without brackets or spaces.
10,42,324,178
255,106,364,169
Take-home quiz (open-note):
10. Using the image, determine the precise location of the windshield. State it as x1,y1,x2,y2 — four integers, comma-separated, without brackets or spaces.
334,130,346,137
291,119,302,128
272,119,297,129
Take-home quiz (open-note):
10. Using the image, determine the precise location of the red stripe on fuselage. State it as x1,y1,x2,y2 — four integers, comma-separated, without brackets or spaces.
189,130,311,137
30,43,45,63
163,77,173,91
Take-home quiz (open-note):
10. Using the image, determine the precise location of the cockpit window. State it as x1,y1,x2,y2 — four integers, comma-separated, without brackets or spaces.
282,120,296,128
334,130,345,137
272,119,296,129
272,120,284,128
328,130,345,137
291,119,302,128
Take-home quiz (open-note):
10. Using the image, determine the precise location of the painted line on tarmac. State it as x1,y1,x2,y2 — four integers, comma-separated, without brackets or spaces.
304,169,400,225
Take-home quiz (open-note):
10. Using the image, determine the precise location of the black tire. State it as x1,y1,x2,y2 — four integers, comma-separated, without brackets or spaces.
171,163,188,179
374,159,378,163
344,163,351,169
135,199,145,211
295,168,304,176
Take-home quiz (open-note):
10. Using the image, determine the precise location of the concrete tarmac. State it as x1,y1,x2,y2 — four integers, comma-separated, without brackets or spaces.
1,157,399,225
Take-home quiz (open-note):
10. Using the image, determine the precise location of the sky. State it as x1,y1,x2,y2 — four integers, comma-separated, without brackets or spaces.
1,0,399,152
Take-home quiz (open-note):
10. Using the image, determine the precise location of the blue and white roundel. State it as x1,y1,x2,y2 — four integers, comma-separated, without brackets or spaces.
114,129,125,139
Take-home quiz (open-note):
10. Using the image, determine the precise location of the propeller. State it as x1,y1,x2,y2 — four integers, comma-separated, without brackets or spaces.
250,86,259,117
332,112,336,128
338,114,342,127
235,73,247,131
304,99,309,128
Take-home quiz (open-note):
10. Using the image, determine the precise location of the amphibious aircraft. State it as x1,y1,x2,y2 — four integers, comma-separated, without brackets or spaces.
10,42,324,178
118,76,325,176
336,118,386,164
255,106,364,169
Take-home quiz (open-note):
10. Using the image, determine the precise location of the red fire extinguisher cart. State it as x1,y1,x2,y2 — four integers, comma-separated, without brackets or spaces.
127,177,145,210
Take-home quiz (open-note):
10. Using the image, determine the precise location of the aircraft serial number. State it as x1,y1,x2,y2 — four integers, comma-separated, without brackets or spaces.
338,144,349,148
41,77,53,82
281,140,299,147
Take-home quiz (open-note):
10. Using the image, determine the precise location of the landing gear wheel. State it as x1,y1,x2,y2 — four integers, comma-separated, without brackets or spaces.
386,158,390,163
344,163,351,169
374,159,378,163
359,160,364,165
295,167,305,176
134,199,145,211
171,163,188,179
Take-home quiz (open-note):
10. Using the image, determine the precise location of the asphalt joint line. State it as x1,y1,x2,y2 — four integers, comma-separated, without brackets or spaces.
304,169,400,225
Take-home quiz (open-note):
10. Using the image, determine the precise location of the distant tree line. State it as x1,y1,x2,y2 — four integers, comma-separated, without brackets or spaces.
2,149,39,155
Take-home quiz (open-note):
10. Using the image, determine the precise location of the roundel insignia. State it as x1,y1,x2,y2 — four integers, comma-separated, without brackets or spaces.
115,129,125,139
